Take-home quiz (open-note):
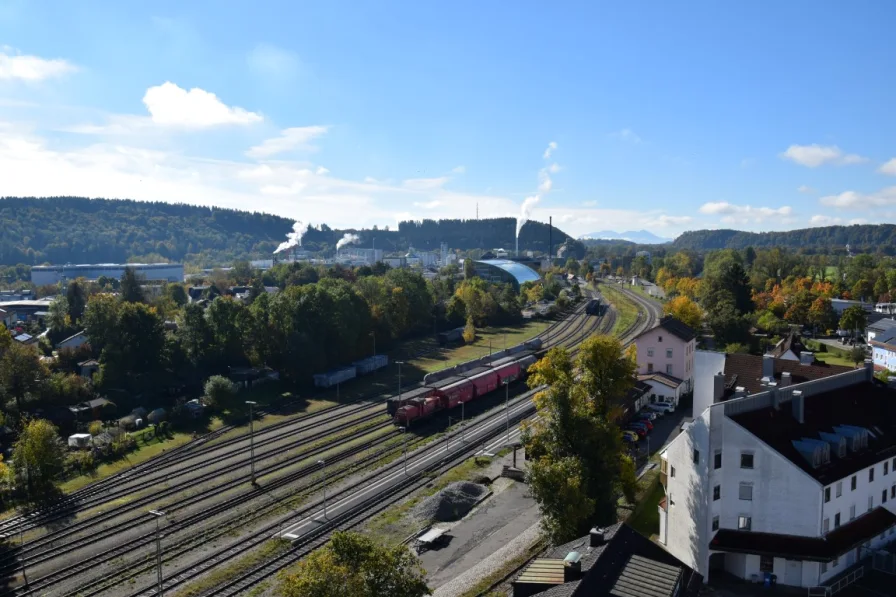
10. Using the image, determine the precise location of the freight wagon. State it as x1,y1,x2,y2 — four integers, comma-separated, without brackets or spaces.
313,366,357,388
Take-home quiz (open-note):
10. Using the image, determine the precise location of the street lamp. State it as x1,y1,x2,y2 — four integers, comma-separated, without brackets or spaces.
148,510,165,596
318,459,327,518
246,401,258,485
398,426,408,475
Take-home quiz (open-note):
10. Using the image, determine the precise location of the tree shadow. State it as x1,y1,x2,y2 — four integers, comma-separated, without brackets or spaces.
0,537,24,593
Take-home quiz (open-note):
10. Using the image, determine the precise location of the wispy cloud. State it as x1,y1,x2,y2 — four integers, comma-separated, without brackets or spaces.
247,43,300,79
878,158,896,176
610,128,642,144
543,141,557,159
402,176,449,190
0,48,77,81
451,165,465,174
413,200,442,209
699,201,793,223
582,200,598,207
648,215,692,227
779,144,867,168
245,125,329,158
820,186,896,209
809,215,869,227
797,185,815,194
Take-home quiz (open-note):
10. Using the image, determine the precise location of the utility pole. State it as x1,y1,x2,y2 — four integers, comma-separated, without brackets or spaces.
149,510,165,596
446,417,453,452
318,459,328,518
461,401,466,443
246,401,257,485
399,426,408,475
396,361,405,406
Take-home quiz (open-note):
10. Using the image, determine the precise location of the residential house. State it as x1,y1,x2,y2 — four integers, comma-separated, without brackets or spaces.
831,299,873,315
69,397,115,421
511,523,701,597
638,372,687,404
56,330,88,351
870,332,896,373
659,360,896,590
633,316,697,401
79,359,100,379
867,318,896,345
767,331,809,363
13,333,37,346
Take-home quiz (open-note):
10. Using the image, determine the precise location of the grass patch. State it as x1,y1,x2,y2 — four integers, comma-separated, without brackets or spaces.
625,474,664,540
59,432,194,494
414,321,550,373
812,351,856,368
457,536,547,597
599,283,640,337
804,339,860,368
172,538,291,597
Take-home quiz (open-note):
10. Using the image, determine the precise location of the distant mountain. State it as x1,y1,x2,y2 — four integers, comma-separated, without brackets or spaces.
581,230,673,244
673,224,896,252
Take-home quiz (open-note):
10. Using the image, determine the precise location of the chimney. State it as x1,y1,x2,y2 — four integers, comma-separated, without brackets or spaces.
733,386,747,399
589,527,606,547
713,373,725,403
780,372,792,388
762,354,775,380
799,351,814,366
865,358,874,382
791,390,804,424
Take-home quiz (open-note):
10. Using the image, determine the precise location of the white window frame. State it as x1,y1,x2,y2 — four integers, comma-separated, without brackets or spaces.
836,481,842,498
647,348,654,357
739,482,753,501
737,516,751,531
666,348,673,358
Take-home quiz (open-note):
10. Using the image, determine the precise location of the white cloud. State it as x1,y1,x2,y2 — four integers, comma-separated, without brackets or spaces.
245,126,328,158
548,163,561,174
699,201,793,223
315,166,329,175
402,176,449,190
247,44,300,78
820,186,896,209
878,158,896,176
413,200,442,209
543,141,558,159
537,169,552,193
143,82,262,127
582,200,598,207
797,185,815,194
648,215,693,227
0,49,77,81
610,129,642,144
809,215,841,227
779,144,867,168
451,165,465,174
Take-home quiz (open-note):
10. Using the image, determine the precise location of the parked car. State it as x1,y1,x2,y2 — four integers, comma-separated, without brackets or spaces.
625,425,647,438
637,411,657,421
621,431,639,442
632,418,653,431
648,401,675,414
627,420,650,432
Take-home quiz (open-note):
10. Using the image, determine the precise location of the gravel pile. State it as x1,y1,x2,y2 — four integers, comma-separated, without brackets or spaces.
413,481,488,522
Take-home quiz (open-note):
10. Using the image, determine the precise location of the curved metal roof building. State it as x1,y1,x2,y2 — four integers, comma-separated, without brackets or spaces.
472,259,541,290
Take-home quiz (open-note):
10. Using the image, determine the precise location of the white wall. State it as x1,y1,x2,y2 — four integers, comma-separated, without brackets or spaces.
642,379,681,404
635,327,696,389
694,351,726,416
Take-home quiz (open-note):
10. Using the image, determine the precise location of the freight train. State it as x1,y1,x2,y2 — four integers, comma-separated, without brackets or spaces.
388,339,542,425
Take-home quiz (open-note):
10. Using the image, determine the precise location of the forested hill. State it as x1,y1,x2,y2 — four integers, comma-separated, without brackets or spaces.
673,224,896,253
0,197,573,266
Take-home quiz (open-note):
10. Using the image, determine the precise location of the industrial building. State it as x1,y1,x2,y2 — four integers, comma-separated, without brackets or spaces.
472,259,540,291
31,263,184,286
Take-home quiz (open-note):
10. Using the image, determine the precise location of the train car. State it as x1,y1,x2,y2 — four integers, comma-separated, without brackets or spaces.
494,361,522,384
387,386,433,415
465,366,500,396
313,366,357,388
437,378,475,405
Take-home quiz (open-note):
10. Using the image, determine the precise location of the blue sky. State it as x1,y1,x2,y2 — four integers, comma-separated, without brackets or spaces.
1,1,894,239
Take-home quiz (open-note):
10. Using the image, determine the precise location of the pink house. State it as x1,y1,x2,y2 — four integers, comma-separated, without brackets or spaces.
633,316,697,404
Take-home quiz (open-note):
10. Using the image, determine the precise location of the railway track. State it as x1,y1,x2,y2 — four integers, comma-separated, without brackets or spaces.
0,298,599,595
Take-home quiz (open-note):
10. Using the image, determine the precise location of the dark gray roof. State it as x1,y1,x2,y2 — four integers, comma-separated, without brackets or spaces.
638,316,697,343
611,555,681,597
869,318,896,333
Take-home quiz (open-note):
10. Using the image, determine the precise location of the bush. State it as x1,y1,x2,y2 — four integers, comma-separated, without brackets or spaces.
204,375,237,410
64,451,96,475
158,421,171,438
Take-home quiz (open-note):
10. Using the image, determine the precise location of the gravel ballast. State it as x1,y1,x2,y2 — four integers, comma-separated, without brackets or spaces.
414,481,488,522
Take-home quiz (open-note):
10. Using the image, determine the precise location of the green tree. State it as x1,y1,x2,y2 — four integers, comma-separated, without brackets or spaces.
852,279,874,302
462,317,476,344
278,532,429,597
839,305,868,337
203,375,237,410
0,343,47,410
663,296,703,331
65,279,88,323
807,297,837,331
83,293,120,354
522,338,637,542
724,342,750,354
463,258,475,280
120,267,146,303
849,345,866,367
165,283,188,307
88,420,103,436
47,295,71,332
10,419,66,501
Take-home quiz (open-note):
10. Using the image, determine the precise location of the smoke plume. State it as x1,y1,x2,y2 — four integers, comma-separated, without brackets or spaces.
336,232,361,251
516,142,560,240
275,221,309,253
516,195,540,237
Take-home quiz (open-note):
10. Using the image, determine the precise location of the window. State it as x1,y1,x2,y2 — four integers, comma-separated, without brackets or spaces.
647,348,654,357
670,466,676,478
693,449,700,465
822,561,828,573
738,516,751,530
852,475,857,491
887,461,890,476
833,556,839,567
836,481,842,498
739,483,753,501
712,516,719,531
825,487,831,503
713,485,721,501
850,504,856,520
869,495,874,512
666,364,673,374
834,513,840,528
823,518,830,533
759,555,773,572
883,489,888,504
740,453,754,469
666,348,673,358
714,452,722,470
870,467,875,483
891,485,895,499
658,335,663,342
647,363,654,373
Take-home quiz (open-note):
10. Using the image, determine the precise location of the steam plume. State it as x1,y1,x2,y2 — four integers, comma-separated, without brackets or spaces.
336,232,361,251
275,221,309,253
516,142,560,249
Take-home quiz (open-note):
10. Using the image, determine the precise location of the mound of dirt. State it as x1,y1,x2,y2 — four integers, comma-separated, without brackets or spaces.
413,481,488,522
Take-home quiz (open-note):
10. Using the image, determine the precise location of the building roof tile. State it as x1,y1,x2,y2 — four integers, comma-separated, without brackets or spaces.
723,353,851,397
